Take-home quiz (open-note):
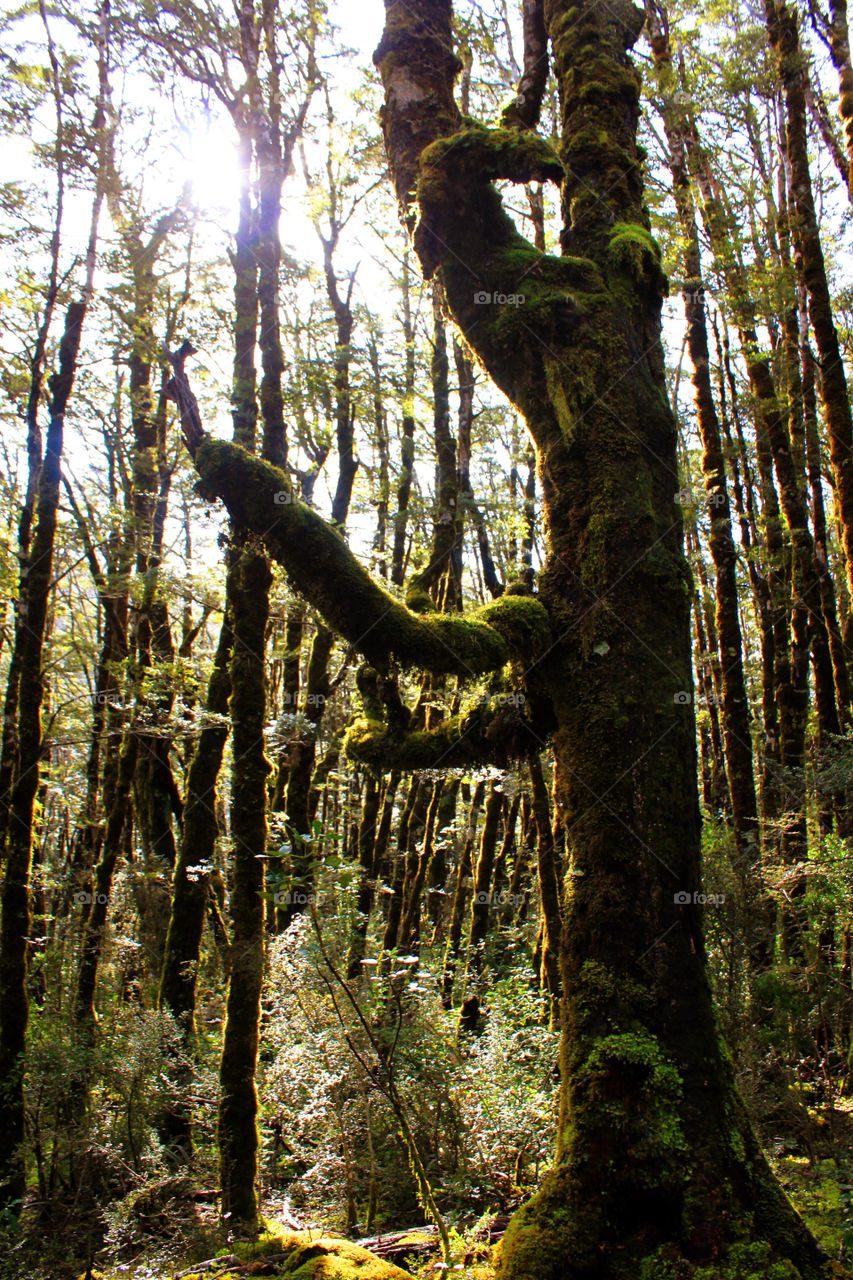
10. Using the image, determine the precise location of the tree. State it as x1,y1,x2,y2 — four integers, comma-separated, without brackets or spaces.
163,0,836,1272
0,0,111,1209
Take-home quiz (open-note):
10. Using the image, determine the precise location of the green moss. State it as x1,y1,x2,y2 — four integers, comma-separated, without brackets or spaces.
344,693,541,773
133,1233,416,1280
475,593,551,655
418,123,564,194
637,1242,803,1279
573,1031,687,1180
276,1237,414,1280
607,221,661,280
544,354,577,441
696,1241,801,1278
193,438,550,677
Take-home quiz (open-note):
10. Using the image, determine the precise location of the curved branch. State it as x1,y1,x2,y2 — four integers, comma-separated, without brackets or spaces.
412,125,602,437
345,693,549,773
191,436,552,677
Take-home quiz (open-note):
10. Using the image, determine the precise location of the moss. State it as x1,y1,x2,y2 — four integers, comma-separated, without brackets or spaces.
403,577,434,613
344,689,543,772
696,1242,801,1278
133,1233,415,1280
544,354,578,441
573,1031,688,1185
572,959,655,1017
607,220,662,284
193,438,551,677
218,545,271,1228
475,593,551,655
636,1242,803,1279
494,1166,601,1280
276,1236,414,1280
417,123,563,195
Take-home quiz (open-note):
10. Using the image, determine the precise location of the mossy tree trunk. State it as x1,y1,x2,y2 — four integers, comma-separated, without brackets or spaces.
455,338,504,597
346,773,382,979
0,179,60,861
766,0,853,615
218,544,271,1230
0,10,109,1203
391,252,417,588
373,1,829,1274
175,0,835,1268
114,209,184,968
74,731,138,1041
73,197,185,1045
528,755,561,1022
647,2,773,974
828,0,853,201
0,300,88,1210
458,782,503,1032
686,90,829,939
157,608,233,1158
280,223,357,926
441,779,485,1006
159,611,233,1033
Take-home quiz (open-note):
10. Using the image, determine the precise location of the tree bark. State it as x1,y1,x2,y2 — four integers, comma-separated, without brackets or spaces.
173,0,833,1269
767,0,853,609
0,302,86,1208
218,545,271,1228
647,3,772,971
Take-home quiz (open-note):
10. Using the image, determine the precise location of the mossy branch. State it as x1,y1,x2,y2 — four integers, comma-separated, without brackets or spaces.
345,691,549,773
408,123,603,435
192,436,552,677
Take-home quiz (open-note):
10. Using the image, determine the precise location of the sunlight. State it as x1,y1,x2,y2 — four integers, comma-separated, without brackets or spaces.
176,123,242,220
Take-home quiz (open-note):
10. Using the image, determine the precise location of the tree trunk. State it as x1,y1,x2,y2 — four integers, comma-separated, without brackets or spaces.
828,0,853,200
374,1,828,1273
218,544,271,1229
458,783,503,1032
442,780,485,1007
767,0,853,608
528,755,561,1022
648,14,771,970
173,0,833,1268
0,302,85,1209
157,608,233,1158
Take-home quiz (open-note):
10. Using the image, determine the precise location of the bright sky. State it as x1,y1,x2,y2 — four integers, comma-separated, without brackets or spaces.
3,0,851,590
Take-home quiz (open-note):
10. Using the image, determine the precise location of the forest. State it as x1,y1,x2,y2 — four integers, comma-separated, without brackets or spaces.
1,0,853,1275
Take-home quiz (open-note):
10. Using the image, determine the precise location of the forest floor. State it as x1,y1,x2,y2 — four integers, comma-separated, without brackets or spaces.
67,1140,853,1280
77,1223,493,1280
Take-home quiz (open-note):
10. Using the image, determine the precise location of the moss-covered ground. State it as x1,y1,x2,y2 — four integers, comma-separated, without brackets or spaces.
74,1147,853,1280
